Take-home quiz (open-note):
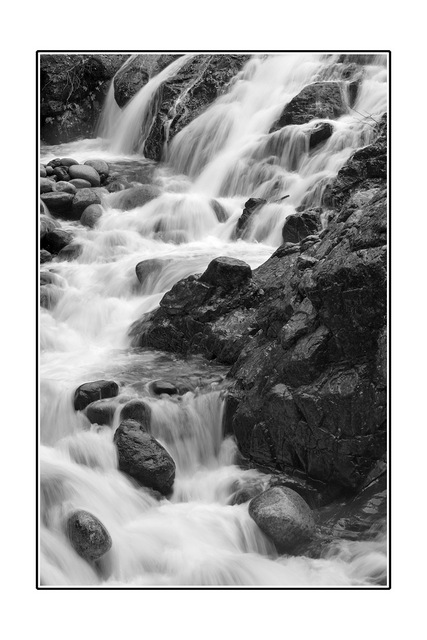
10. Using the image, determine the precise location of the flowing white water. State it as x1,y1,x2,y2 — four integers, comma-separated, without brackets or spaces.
40,53,388,587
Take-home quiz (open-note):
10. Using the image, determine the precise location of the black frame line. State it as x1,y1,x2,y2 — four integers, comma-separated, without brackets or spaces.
36,49,391,591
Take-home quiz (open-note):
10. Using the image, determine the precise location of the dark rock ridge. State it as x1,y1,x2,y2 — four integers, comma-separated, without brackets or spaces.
270,82,347,133
141,55,250,161
131,116,387,490
113,419,175,495
114,55,183,107
66,510,112,562
41,54,128,143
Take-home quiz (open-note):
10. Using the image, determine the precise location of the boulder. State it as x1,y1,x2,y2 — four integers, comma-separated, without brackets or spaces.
40,250,52,264
282,209,322,244
84,159,109,180
57,243,83,261
112,185,160,211
248,486,315,552
40,285,61,310
309,122,334,149
74,379,119,411
120,399,151,429
113,419,175,495
40,214,59,240
41,229,73,254
72,189,102,218
234,198,266,239
86,399,119,426
55,181,77,195
47,158,63,168
40,164,47,178
149,381,179,396
210,199,228,223
45,166,54,176
53,166,70,182
106,181,127,193
40,192,74,217
66,510,112,562
80,204,103,228
135,258,170,285
68,164,101,187
60,158,78,167
40,177,55,194
200,256,252,290
270,82,346,132
69,179,92,190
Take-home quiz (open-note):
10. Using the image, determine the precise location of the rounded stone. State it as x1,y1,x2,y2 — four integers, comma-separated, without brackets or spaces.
40,177,56,194
60,158,79,167
40,165,47,178
41,229,73,254
74,380,119,411
72,189,102,218
200,256,252,289
53,166,70,182
45,166,54,176
84,159,109,179
69,164,101,187
40,249,52,264
57,243,83,261
149,380,179,396
112,185,160,211
80,204,103,228
120,399,151,429
46,158,63,168
40,192,74,217
248,486,315,552
55,181,77,195
86,399,119,426
69,179,92,189
66,510,112,562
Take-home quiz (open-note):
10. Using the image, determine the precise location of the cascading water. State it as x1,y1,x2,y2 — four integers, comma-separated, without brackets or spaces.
40,52,388,586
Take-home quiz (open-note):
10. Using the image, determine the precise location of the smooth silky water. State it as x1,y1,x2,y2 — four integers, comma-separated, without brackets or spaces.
40,53,388,586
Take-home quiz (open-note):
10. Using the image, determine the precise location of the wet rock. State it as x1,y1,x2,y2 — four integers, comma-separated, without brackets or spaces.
40,192,74,217
84,159,109,180
72,188,102,218
106,180,126,193
114,54,183,107
53,166,70,182
55,181,77,195
234,198,267,239
74,380,119,411
68,164,101,187
113,419,175,495
309,122,334,149
45,166,54,176
282,209,322,244
41,229,73,254
40,164,47,178
80,204,103,228
40,177,55,193
47,158,63,168
149,381,179,396
120,399,151,429
69,178,92,190
60,157,79,167
135,258,170,285
200,256,252,290
86,399,119,426
249,486,315,552
40,214,59,240
40,285,61,310
57,243,83,261
112,185,160,211
210,199,228,223
40,249,52,264
66,510,112,562
270,81,346,132
40,271,57,286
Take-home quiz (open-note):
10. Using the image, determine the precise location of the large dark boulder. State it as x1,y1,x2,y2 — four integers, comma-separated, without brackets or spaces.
282,209,322,244
40,192,74,217
249,486,315,552
113,55,183,107
68,164,100,187
86,399,119,426
74,380,119,411
270,81,346,132
41,229,73,254
66,510,112,562
135,258,170,285
200,257,252,290
113,419,175,495
41,54,128,144
120,400,151,429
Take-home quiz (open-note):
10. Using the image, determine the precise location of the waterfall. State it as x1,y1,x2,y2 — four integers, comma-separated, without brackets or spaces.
40,52,388,587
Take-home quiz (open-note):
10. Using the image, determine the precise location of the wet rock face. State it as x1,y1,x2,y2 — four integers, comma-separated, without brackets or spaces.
249,486,315,552
270,81,347,132
200,257,252,290
114,55,183,107
234,198,267,240
74,380,119,411
113,419,175,495
282,209,322,244
86,399,119,426
66,510,112,562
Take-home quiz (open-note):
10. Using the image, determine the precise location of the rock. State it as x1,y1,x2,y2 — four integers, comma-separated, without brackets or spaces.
40,192,74,217
40,285,61,310
149,381,179,396
40,271,57,286
55,181,77,195
74,380,119,411
200,256,252,290
72,189,102,218
60,158,78,167
135,258,170,285
114,54,183,107
80,204,103,228
113,419,175,495
111,185,160,211
66,510,112,562
282,209,322,244
41,229,73,254
270,82,347,132
45,166,54,176
84,159,109,180
47,158,63,168
210,199,228,223
86,399,119,426
309,122,334,149
106,181,126,193
40,164,47,178
248,486,315,552
40,250,52,263
69,179,92,189
120,400,151,429
234,198,266,239
40,177,55,193
68,164,101,187
53,166,70,182
57,243,83,261
40,214,59,240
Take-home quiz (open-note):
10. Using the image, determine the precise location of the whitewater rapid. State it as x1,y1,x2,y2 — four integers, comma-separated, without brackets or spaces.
39,52,388,587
